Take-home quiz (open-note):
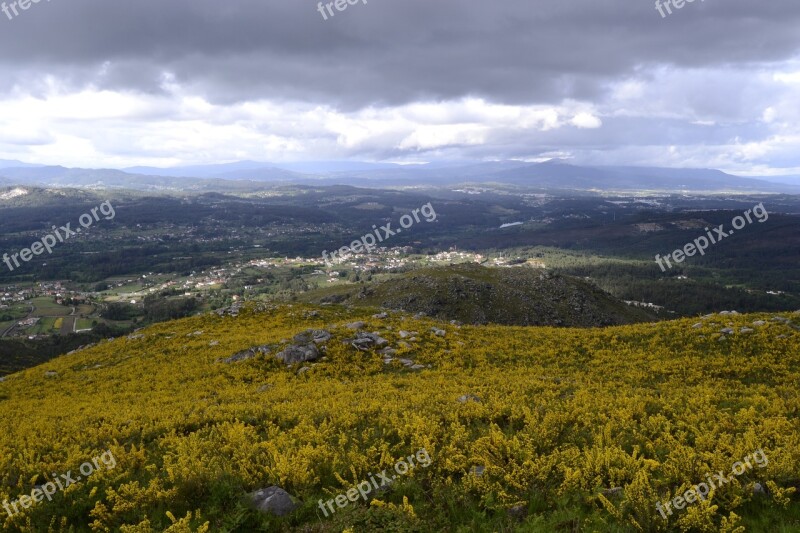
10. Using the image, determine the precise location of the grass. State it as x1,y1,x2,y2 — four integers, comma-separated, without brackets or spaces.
75,318,94,330
27,316,56,335
30,297,72,317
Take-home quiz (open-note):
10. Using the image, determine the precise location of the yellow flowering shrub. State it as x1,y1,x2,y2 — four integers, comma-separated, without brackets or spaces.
0,303,796,531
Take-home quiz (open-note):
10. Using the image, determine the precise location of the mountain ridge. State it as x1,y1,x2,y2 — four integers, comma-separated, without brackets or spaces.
1,160,798,193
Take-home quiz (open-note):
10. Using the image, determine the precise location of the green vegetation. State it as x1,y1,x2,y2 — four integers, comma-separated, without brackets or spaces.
303,263,655,327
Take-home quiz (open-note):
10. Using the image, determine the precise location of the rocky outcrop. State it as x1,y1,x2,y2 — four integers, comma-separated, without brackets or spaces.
221,345,271,364
292,329,332,345
215,302,243,317
275,343,321,364
349,331,389,351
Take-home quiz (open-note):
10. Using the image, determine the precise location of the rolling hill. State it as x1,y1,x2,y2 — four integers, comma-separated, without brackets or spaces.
309,263,656,327
0,304,797,531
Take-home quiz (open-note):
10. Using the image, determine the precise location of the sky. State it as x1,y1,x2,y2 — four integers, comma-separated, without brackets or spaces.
0,0,799,176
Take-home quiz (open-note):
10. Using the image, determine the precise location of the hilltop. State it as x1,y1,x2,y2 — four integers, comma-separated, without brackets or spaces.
309,263,655,327
0,304,798,531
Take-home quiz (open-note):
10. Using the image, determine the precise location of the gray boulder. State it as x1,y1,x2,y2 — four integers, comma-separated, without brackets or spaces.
293,329,332,345
221,345,271,364
249,486,299,516
350,332,388,350
351,337,374,351
275,344,320,364
222,349,257,364
458,394,481,403
366,332,388,346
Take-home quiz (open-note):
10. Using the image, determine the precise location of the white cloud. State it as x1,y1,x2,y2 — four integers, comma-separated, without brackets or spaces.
571,113,602,129
0,57,798,175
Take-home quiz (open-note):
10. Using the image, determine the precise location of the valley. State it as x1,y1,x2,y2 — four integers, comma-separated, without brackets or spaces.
0,184,798,377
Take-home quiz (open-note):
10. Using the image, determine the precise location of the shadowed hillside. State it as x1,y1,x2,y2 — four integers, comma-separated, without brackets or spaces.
311,263,655,327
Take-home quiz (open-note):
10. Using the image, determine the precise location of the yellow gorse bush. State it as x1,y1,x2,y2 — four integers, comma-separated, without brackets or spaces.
0,303,796,531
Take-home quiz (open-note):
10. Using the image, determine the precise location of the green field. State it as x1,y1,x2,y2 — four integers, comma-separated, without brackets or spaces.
75,318,94,330
30,297,72,317
76,304,94,315
27,317,57,335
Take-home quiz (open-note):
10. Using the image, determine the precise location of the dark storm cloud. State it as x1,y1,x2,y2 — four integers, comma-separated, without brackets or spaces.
0,0,799,108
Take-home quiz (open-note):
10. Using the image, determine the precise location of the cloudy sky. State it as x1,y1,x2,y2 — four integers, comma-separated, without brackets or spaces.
0,0,799,175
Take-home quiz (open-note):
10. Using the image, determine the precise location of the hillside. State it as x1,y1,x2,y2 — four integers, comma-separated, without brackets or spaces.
311,263,655,327
0,304,798,531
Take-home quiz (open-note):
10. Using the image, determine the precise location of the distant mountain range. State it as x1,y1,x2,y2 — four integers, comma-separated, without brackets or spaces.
0,159,798,193
124,160,402,176
0,159,43,169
